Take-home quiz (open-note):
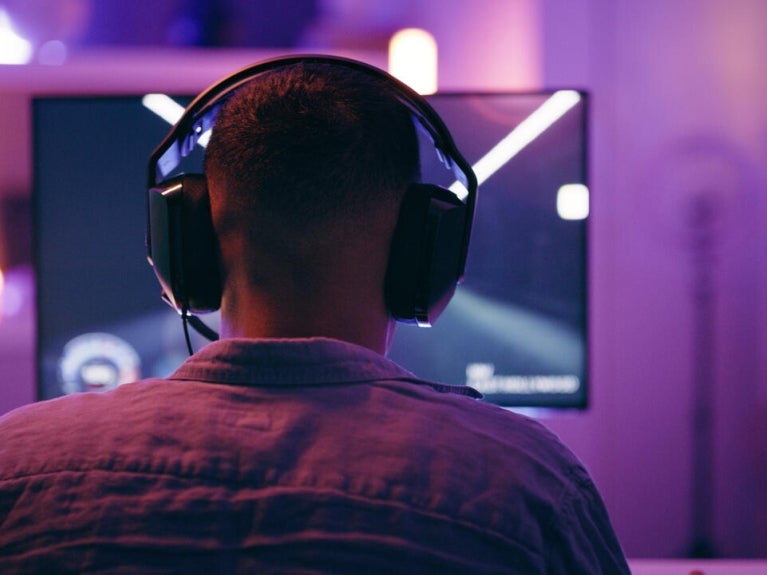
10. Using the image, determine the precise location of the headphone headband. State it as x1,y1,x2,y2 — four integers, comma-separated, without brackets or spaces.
148,55,476,196
146,54,478,328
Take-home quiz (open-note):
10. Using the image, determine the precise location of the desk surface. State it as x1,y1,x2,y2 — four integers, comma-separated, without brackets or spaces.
629,559,767,575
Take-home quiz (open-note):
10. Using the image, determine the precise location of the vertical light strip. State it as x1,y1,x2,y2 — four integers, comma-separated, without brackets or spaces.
388,28,438,95
450,90,582,199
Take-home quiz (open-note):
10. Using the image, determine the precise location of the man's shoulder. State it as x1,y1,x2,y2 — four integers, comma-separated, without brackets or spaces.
0,380,167,471
380,376,579,464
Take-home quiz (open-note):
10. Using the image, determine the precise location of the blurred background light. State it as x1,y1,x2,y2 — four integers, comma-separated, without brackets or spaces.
0,8,32,64
557,183,590,220
388,28,437,95
0,265,32,319
0,267,4,317
37,39,67,65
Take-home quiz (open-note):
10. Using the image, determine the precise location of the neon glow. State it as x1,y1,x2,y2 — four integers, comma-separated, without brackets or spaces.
0,9,33,65
142,94,185,125
388,28,438,95
450,90,582,199
557,183,590,220
141,94,211,147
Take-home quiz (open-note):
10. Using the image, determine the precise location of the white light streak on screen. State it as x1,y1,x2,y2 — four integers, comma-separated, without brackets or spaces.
141,94,211,148
450,90,582,200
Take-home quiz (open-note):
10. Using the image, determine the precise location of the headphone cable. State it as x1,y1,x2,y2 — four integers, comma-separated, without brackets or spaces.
181,311,195,355
181,310,220,355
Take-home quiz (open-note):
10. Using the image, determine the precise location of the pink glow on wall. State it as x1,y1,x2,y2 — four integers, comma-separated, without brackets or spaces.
405,0,542,91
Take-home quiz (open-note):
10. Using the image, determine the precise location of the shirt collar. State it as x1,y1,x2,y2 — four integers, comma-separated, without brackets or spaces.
170,337,481,398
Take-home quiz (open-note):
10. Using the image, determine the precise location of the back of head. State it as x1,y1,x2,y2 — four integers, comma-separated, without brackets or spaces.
204,61,420,262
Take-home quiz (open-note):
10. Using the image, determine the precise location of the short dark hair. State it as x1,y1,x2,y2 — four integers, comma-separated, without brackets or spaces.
204,61,420,238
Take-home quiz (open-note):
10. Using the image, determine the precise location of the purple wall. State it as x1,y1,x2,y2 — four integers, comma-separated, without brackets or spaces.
538,0,767,558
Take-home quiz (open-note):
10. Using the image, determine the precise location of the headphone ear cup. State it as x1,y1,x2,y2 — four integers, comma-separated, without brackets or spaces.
385,183,467,326
147,174,222,314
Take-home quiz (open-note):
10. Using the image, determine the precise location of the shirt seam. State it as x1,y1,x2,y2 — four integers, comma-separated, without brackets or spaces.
0,466,541,557
165,374,483,398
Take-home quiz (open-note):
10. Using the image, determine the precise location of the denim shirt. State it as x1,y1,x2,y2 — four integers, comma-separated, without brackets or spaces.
0,338,629,574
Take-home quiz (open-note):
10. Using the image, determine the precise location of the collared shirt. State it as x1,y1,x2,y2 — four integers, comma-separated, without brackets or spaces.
0,338,629,574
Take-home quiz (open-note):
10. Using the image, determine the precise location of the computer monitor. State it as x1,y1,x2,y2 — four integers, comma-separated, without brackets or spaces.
34,90,588,408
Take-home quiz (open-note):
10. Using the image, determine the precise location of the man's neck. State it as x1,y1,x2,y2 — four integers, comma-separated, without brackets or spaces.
218,291,395,355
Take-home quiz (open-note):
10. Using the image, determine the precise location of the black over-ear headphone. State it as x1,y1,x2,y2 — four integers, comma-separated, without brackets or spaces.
146,54,478,334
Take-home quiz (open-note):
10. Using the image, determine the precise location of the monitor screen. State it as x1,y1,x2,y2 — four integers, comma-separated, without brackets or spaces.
34,90,588,408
